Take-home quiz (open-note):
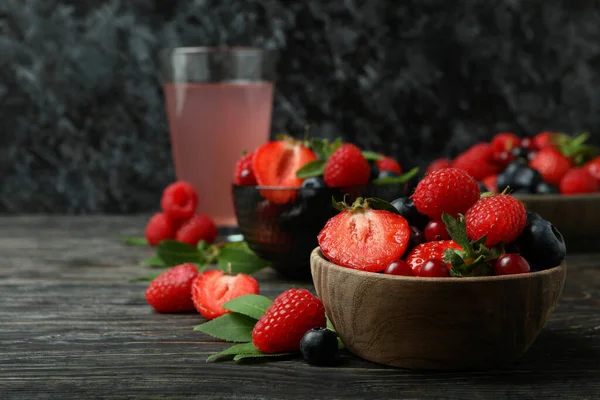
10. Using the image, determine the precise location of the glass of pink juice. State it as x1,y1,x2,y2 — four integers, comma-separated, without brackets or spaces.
160,47,276,227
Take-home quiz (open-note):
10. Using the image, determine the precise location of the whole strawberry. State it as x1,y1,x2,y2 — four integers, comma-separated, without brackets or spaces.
176,214,218,246
584,156,600,185
324,144,370,187
234,151,257,185
465,194,527,246
318,198,410,272
425,158,452,175
560,168,599,195
192,270,259,320
145,263,199,313
376,155,402,174
529,148,572,185
533,131,557,150
411,168,480,219
252,289,326,354
145,212,176,247
452,143,500,181
405,240,462,275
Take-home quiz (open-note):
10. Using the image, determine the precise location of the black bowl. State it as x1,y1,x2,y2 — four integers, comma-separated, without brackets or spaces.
232,182,411,281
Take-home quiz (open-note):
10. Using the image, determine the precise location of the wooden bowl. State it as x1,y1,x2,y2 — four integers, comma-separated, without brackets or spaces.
310,248,567,370
514,193,600,248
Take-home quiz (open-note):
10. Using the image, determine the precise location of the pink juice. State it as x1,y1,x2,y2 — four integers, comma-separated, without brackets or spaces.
163,82,274,226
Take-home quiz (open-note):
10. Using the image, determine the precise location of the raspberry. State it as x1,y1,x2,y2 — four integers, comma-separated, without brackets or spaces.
376,155,402,174
491,132,521,155
411,168,480,219
559,168,599,195
324,144,370,187
176,214,218,246
145,263,199,313
234,152,257,186
145,212,176,247
465,194,527,246
161,181,199,221
252,289,326,354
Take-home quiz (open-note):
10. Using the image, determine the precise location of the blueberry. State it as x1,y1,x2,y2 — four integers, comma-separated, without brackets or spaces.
300,327,338,366
302,177,326,190
535,181,559,194
391,197,429,231
377,170,400,179
406,226,425,253
511,187,534,194
512,167,543,191
528,151,538,161
511,147,529,160
504,160,529,177
514,212,567,271
477,181,487,193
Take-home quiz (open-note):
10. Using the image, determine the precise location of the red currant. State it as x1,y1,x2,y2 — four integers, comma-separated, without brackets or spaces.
424,220,450,242
494,254,531,275
520,137,538,152
418,259,450,277
238,168,258,186
384,260,414,276
493,151,515,169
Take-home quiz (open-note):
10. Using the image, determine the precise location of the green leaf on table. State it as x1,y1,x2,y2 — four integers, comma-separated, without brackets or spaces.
194,313,256,343
122,237,148,246
362,151,383,161
207,342,257,362
233,352,294,361
373,167,419,185
223,294,273,320
157,240,204,266
128,271,163,283
217,245,271,275
140,254,167,268
296,159,326,178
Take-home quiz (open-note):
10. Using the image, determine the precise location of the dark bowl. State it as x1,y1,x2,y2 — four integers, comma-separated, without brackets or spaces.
232,182,411,280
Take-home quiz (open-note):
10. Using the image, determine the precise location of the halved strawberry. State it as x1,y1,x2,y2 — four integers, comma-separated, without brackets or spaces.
252,138,317,204
317,199,410,272
405,240,462,275
191,270,260,320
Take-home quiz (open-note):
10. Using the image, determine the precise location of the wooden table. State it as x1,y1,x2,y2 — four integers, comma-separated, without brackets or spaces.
1,216,599,400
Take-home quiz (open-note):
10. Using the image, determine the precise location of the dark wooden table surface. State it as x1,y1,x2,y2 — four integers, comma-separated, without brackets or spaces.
1,216,599,400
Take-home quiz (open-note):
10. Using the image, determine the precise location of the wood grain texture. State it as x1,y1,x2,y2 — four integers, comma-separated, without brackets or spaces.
311,249,567,370
0,216,599,399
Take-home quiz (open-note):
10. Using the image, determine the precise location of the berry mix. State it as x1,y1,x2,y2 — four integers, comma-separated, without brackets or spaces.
427,131,600,196
318,167,567,278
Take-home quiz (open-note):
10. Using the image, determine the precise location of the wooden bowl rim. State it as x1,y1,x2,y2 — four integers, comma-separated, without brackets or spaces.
514,192,600,201
311,247,566,284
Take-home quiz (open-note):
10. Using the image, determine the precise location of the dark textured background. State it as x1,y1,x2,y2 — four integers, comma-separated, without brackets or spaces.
1,0,600,213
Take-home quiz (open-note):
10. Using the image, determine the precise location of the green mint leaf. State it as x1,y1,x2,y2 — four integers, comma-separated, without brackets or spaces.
373,167,419,185
295,159,326,178
365,197,401,215
157,240,204,266
128,271,163,283
308,138,331,160
441,213,472,256
362,151,383,161
206,342,257,362
193,313,256,342
337,337,345,350
330,138,343,154
233,352,294,361
122,237,148,246
223,294,273,320
140,255,167,268
217,245,271,275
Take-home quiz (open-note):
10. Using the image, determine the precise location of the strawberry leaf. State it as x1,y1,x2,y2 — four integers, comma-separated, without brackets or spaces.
157,240,205,266
326,315,336,332
295,159,326,178
362,151,383,161
441,213,472,255
194,313,256,343
365,197,401,215
308,138,332,159
372,167,419,185
223,294,273,320
330,138,343,154
140,254,167,268
216,245,271,275
122,237,148,246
